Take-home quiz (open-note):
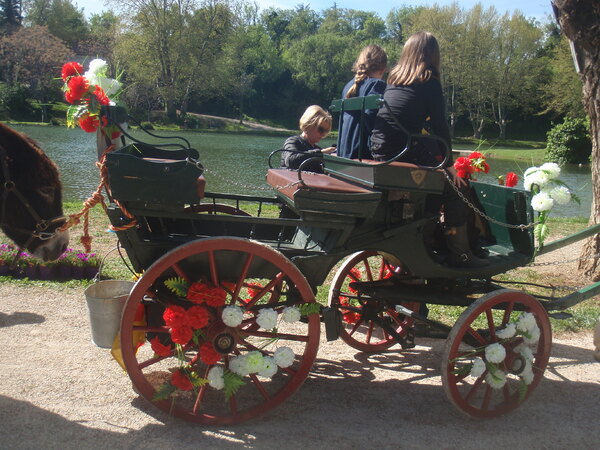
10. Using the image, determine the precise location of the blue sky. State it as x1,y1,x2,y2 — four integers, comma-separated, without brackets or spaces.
74,0,554,23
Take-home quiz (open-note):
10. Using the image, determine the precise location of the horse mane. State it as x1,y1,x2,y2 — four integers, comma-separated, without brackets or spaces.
0,122,62,189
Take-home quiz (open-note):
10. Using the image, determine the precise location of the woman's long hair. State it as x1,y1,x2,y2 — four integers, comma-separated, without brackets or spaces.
345,44,388,98
387,31,440,86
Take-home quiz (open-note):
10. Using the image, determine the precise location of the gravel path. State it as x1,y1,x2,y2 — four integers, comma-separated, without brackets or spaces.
0,284,598,449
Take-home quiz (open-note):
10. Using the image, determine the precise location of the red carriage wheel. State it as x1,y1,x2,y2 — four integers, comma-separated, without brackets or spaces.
328,251,419,352
441,289,552,418
120,237,320,425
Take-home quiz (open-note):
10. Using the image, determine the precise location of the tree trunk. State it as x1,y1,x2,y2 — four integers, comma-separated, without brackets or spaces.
553,1,600,279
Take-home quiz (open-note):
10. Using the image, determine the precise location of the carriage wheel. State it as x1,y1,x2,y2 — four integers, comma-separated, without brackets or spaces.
441,289,551,418
120,237,320,425
328,251,419,352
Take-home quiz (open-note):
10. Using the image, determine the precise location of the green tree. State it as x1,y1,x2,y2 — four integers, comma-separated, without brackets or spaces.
0,0,23,33
24,0,89,51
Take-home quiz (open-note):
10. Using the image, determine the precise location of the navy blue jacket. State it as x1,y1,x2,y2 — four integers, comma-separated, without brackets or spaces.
337,77,386,159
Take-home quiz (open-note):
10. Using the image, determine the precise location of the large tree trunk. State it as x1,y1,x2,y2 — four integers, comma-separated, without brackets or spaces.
553,1,600,279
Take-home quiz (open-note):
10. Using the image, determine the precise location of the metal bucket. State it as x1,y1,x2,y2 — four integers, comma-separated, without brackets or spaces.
84,280,135,348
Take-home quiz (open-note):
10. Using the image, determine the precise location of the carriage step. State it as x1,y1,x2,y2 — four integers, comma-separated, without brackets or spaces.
322,307,341,341
548,311,573,320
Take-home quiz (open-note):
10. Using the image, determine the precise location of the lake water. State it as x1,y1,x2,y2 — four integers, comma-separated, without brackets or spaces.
10,124,592,217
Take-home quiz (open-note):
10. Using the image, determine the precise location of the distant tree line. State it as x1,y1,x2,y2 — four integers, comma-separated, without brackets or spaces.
0,0,587,137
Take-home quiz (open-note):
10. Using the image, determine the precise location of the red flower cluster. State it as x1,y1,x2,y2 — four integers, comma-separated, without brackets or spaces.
505,172,518,187
171,369,194,391
453,152,490,179
340,297,360,324
187,282,227,307
162,304,209,345
61,62,83,81
199,341,222,365
150,336,172,357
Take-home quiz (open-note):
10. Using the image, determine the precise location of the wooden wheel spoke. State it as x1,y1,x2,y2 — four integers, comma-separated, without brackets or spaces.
249,374,271,400
245,272,285,308
208,250,219,287
501,301,515,326
365,321,375,344
465,373,485,402
466,326,488,346
230,253,254,305
361,258,374,281
347,316,366,337
138,354,171,370
172,262,190,283
481,385,492,410
242,329,309,342
192,365,211,415
485,309,497,341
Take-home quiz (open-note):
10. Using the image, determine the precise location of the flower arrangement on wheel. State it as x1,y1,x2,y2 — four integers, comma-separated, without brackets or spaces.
60,59,122,137
146,277,321,401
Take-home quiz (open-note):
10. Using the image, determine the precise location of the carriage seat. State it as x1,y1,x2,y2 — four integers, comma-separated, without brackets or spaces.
266,168,381,218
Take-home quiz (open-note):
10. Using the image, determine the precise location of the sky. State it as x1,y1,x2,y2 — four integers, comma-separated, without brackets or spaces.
74,0,554,23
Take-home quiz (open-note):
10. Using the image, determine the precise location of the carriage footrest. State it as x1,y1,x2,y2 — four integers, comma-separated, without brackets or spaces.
266,168,381,218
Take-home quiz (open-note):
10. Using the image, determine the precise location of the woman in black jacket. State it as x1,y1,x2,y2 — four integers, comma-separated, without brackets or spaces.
370,32,488,268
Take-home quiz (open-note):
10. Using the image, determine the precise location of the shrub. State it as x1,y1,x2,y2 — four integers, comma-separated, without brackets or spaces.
140,121,155,130
544,116,591,164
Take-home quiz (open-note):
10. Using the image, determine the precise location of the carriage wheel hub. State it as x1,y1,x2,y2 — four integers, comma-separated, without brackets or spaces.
214,333,235,354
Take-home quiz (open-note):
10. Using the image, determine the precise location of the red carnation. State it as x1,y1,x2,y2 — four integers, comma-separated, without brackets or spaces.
205,287,226,307
61,61,84,81
453,157,474,179
187,282,226,307
93,85,110,105
78,114,100,133
163,305,187,329
187,282,209,304
482,162,490,173
171,369,193,391
199,341,221,365
468,151,484,160
186,305,209,329
66,75,89,102
505,172,518,188
150,336,172,357
64,90,77,104
170,326,193,345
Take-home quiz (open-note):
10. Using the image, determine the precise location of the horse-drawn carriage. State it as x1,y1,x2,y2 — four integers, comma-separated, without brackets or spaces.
88,98,600,425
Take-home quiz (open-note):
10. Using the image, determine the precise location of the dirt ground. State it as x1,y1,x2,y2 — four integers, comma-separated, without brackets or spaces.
0,280,598,450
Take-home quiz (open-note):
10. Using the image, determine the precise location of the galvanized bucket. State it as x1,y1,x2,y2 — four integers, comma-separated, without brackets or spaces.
84,280,135,348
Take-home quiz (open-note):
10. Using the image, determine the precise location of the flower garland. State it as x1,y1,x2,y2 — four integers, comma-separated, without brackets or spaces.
523,162,579,249
60,59,122,137
453,151,519,188
152,277,320,402
452,312,541,394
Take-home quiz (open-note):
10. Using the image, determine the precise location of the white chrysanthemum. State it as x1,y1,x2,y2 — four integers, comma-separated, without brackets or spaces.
88,58,108,75
83,70,98,86
282,306,301,323
548,186,571,205
524,166,539,177
496,323,517,339
523,324,541,345
469,357,486,378
96,76,122,97
258,356,278,378
222,305,244,327
524,171,550,191
531,192,554,212
207,366,225,390
515,343,535,361
486,369,507,389
540,162,561,179
516,312,537,333
521,368,534,385
273,346,295,368
245,351,265,374
229,355,249,376
485,343,506,364
256,308,278,330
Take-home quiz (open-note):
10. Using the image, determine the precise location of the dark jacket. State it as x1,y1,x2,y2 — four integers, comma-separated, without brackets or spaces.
281,135,323,172
370,78,452,166
337,77,386,159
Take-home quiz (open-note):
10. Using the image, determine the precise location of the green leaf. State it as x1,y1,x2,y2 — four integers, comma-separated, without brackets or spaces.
164,277,189,297
223,369,245,401
152,382,176,401
298,302,321,316
189,371,209,388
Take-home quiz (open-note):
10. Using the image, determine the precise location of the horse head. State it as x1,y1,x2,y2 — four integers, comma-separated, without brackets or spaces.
0,123,69,261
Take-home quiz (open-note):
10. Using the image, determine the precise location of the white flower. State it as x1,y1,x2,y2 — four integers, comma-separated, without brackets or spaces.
515,343,535,361
516,312,537,333
83,70,98,86
222,305,244,328
486,369,507,389
96,76,121,97
548,186,571,205
540,162,561,179
282,306,301,323
531,192,554,212
245,351,265,374
524,166,538,177
521,366,535,385
229,355,249,376
469,357,486,378
256,308,278,330
485,343,506,364
273,346,295,368
88,58,108,75
207,366,225,390
523,324,541,345
496,323,517,339
524,170,550,191
258,356,278,378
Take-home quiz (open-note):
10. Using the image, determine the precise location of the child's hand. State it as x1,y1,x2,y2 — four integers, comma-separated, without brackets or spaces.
321,146,337,154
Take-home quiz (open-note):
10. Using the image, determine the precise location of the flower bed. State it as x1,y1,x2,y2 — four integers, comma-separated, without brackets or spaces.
0,244,100,280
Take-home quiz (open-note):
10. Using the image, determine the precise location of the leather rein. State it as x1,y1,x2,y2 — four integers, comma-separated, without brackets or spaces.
0,143,66,251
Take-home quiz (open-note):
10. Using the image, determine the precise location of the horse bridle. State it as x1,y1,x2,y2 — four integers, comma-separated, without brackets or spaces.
0,143,66,250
